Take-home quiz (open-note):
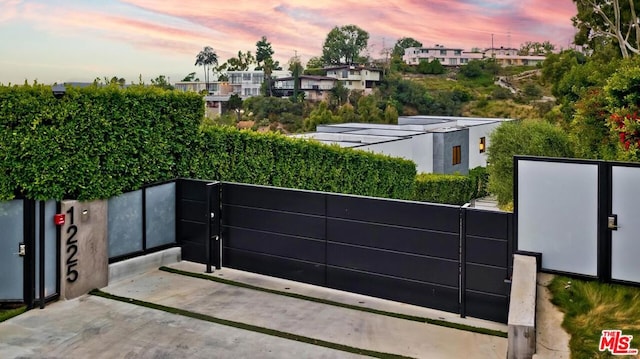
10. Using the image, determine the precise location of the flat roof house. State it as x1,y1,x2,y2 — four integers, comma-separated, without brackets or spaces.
403,45,467,66
291,116,511,174
272,75,337,101
403,45,547,67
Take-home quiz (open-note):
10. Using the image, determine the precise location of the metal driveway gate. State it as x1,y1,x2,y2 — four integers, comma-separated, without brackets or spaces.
177,180,513,323
176,179,221,271
0,199,60,308
515,156,640,285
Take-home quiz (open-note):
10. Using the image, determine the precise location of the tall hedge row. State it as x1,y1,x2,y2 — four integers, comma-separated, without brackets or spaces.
0,85,416,201
184,125,416,199
414,173,476,205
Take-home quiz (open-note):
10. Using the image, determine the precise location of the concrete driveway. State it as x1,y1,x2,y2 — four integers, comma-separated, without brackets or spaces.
0,262,507,359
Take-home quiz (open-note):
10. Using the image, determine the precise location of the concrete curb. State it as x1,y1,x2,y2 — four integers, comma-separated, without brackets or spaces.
108,247,181,283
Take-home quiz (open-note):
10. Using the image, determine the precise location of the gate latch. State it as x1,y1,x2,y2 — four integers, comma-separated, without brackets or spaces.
608,214,618,231
18,243,26,257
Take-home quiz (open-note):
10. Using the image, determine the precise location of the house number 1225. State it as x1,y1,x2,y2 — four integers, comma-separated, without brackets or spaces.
65,206,79,282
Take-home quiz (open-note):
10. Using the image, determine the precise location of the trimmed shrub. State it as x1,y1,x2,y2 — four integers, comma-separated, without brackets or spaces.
413,173,475,205
183,125,416,199
468,166,489,198
0,84,416,201
487,120,574,205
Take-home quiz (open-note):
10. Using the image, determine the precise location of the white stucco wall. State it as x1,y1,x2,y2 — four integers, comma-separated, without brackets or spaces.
467,122,501,168
356,135,433,174
410,133,433,174
357,139,417,170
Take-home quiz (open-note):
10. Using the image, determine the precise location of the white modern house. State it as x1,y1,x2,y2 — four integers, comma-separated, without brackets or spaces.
403,45,467,66
227,70,291,97
403,45,546,67
176,70,291,116
272,75,337,101
291,116,511,174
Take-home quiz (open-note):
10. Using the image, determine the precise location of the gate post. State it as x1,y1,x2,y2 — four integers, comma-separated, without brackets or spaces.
205,182,221,273
459,206,467,318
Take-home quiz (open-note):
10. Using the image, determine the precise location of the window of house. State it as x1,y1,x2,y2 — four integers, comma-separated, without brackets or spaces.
452,145,462,165
479,137,486,153
242,73,251,81
449,58,457,65
454,50,462,55
440,50,447,56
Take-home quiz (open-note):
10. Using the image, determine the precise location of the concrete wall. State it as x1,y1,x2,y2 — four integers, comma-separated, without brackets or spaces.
433,129,469,174
468,122,500,168
507,254,538,359
60,200,108,299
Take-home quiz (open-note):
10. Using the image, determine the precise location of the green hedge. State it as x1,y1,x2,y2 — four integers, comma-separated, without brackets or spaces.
468,166,489,198
413,173,475,205
0,84,202,200
181,125,416,199
0,85,416,201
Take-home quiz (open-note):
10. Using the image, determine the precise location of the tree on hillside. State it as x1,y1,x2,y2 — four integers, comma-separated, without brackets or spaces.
255,36,281,96
195,46,218,92
417,59,445,74
392,37,423,58
518,41,556,55
288,56,304,102
329,82,349,108
151,75,174,90
573,0,640,58
227,93,243,122
255,36,275,70
357,95,383,123
303,102,337,131
181,72,199,82
306,56,325,69
322,25,369,65
488,120,575,205
226,51,255,71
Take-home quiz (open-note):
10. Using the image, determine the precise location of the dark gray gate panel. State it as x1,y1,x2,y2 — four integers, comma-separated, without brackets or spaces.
326,195,460,233
0,200,25,302
176,179,216,264
464,209,512,323
326,194,461,314
326,267,460,314
34,200,58,302
221,183,326,285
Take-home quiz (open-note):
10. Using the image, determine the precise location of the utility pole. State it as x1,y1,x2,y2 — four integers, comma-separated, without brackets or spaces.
491,34,495,58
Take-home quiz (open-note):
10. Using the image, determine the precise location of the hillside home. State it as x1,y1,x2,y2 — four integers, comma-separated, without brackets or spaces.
324,65,382,94
403,45,466,66
404,45,547,67
272,75,337,101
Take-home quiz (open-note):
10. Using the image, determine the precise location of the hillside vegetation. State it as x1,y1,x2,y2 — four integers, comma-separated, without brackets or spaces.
208,59,553,133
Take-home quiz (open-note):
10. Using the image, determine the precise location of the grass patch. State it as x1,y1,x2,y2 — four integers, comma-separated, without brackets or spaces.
159,266,507,338
0,306,27,322
548,276,640,358
90,289,415,359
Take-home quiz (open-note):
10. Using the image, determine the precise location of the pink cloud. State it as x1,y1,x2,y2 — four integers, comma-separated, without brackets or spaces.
9,0,580,68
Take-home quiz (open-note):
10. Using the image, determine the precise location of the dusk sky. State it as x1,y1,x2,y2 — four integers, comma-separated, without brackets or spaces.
0,0,578,85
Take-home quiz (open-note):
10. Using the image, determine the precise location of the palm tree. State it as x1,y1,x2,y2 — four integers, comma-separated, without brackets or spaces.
195,46,218,93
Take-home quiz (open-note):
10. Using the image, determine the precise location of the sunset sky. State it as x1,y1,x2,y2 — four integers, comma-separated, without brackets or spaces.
0,0,578,85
